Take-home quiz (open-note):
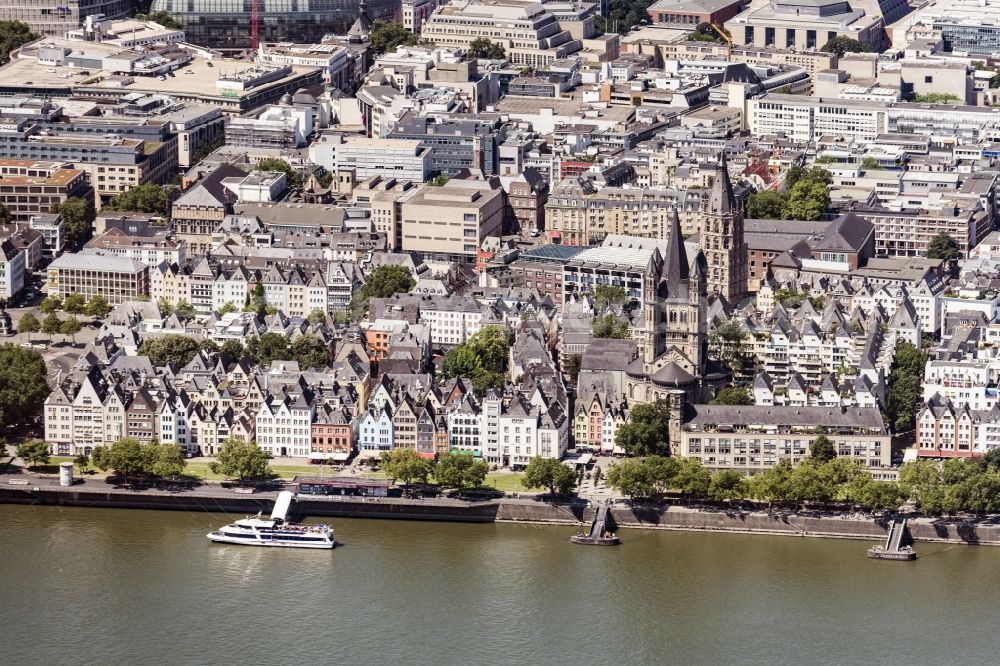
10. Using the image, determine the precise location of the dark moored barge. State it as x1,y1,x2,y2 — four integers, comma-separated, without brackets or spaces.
571,499,620,546
867,518,916,561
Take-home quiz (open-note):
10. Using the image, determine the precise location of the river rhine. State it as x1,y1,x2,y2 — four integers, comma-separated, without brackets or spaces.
2,505,999,665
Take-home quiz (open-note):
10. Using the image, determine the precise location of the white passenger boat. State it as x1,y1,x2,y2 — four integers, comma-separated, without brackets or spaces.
208,491,335,549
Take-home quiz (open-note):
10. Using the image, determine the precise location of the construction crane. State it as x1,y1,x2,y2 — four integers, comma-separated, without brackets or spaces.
251,0,260,51
710,23,733,61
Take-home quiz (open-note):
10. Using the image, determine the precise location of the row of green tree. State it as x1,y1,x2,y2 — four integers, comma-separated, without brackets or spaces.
591,285,633,339
40,293,110,318
369,21,419,55
0,21,37,65
0,344,49,430
606,443,906,512
103,183,172,217
442,326,512,398
745,166,832,221
467,38,505,59
18,313,82,341
687,23,725,43
884,341,925,433
84,436,272,485
819,36,872,57
348,264,416,321
596,0,652,34
135,11,182,29
379,449,490,489
137,332,332,370
49,198,95,249
157,298,197,320
89,437,188,484
925,231,960,261
605,446,1000,516
898,455,1000,515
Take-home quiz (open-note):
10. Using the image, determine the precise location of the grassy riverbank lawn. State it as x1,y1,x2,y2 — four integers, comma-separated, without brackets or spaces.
484,473,525,492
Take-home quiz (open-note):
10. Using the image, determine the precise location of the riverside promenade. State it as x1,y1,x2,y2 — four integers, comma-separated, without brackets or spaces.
6,475,1000,545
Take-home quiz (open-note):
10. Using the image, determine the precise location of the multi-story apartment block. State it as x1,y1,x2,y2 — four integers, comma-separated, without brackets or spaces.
886,103,1000,144
545,179,704,246
311,404,355,462
916,395,1000,459
29,214,66,260
150,262,193,308
255,392,315,458
447,394,483,458
845,186,994,258
562,235,668,314
259,265,328,318
326,262,361,314
505,169,548,234
676,396,893,473
419,295,485,345
0,120,176,207
403,0,440,33
682,402,892,471
358,407,394,458
0,239,25,301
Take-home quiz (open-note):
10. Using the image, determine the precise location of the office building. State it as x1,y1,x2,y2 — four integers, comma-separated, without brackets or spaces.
647,0,744,26
0,43,323,116
0,160,91,223
400,178,506,263
47,252,150,303
0,239,25,300
227,104,315,149
150,0,402,50
0,0,130,35
403,0,440,33
257,42,355,90
420,0,582,67
389,112,507,177
729,0,906,51
746,93,887,143
309,133,432,183
892,0,1000,56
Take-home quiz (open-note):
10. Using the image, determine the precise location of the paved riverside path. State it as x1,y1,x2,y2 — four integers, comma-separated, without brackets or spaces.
0,474,589,514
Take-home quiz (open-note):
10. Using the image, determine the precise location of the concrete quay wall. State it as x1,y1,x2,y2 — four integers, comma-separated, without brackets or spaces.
0,484,501,522
5,483,1000,545
500,503,1000,545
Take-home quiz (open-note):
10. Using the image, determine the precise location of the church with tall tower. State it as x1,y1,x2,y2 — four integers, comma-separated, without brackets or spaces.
626,210,727,404
624,153,746,404
701,153,748,305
